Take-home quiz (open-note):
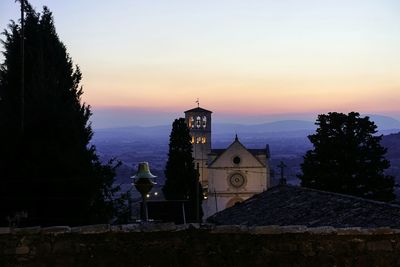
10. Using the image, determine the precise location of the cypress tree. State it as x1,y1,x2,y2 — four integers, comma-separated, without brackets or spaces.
0,1,122,226
163,118,203,220
299,112,395,202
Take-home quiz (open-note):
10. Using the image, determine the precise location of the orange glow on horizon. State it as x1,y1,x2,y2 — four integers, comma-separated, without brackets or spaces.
2,1,400,119
82,67,400,116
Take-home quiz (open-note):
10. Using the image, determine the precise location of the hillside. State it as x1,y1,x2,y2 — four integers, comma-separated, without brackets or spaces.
93,121,400,198
382,132,400,158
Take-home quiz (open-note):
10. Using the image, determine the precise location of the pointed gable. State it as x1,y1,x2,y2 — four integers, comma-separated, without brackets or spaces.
208,138,266,168
184,107,212,113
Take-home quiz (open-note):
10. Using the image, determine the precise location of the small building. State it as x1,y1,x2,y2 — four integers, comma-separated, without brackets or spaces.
184,106,271,218
207,185,400,228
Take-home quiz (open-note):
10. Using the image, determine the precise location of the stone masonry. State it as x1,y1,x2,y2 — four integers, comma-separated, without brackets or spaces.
1,223,400,266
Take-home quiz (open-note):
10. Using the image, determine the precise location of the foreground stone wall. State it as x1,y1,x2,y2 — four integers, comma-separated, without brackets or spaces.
1,224,400,266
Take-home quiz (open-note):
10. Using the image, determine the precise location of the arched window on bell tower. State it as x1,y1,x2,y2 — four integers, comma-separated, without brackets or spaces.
196,116,201,128
188,116,194,128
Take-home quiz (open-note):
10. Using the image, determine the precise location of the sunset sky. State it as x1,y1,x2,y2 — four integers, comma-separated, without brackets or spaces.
1,0,400,127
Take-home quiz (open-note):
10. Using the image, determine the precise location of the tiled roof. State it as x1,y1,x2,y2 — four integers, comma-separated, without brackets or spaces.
207,185,400,228
184,107,212,113
210,145,270,158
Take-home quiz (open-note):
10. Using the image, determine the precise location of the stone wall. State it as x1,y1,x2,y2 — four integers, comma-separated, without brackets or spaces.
1,224,400,266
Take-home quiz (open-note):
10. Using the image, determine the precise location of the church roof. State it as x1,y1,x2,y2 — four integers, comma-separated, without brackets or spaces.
210,147,270,158
209,137,270,167
207,185,400,228
184,107,212,113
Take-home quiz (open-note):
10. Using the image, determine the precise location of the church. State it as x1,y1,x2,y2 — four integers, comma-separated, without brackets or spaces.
184,106,271,218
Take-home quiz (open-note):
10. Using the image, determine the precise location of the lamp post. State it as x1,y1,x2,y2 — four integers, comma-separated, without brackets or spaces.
131,162,157,221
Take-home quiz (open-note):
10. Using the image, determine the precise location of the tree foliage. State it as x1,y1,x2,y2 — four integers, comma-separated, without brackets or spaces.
162,118,203,220
0,1,123,226
299,112,395,202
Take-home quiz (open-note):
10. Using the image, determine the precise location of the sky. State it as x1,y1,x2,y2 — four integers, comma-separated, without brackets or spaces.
1,0,400,127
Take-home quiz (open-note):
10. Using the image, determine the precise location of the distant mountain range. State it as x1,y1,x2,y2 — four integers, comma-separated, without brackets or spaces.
213,120,316,134
93,114,400,142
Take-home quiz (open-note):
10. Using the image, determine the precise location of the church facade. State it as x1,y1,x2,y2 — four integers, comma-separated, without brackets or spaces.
184,106,271,218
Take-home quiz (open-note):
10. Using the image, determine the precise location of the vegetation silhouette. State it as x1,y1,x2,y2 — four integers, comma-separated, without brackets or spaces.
299,112,395,202
163,118,203,221
0,1,127,226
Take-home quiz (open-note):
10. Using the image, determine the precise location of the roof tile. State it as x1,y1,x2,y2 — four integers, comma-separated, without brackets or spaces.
207,185,400,228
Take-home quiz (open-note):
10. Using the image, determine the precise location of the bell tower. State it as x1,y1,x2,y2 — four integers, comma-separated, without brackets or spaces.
184,105,212,189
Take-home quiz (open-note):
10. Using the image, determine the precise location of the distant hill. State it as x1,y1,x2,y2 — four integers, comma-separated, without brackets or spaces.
92,121,400,198
93,114,400,142
367,115,400,131
382,132,400,159
93,125,171,142
93,120,317,141
213,120,316,134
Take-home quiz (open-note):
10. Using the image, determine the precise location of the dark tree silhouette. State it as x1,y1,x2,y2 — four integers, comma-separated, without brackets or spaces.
0,1,124,226
163,118,203,220
299,112,395,202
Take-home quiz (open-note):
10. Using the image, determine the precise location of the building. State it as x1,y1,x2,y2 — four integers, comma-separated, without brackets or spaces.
207,184,400,228
184,107,212,188
184,106,271,218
